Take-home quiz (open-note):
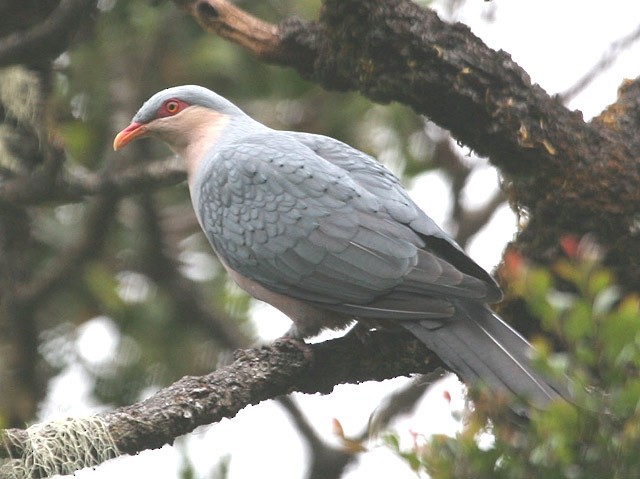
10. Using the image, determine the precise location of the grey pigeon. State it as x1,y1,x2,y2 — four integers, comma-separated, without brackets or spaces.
114,85,566,410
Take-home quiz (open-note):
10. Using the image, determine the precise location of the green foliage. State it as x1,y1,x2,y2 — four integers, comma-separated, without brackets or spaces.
385,238,640,478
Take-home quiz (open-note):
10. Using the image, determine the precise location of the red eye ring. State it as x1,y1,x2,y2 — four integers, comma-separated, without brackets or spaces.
158,98,187,118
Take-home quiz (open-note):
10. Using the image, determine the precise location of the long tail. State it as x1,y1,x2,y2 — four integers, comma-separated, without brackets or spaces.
401,302,568,412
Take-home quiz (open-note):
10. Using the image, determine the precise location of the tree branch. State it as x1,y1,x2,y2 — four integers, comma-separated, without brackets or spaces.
0,332,442,477
0,206,41,426
0,0,96,68
16,194,118,308
175,0,640,293
180,0,281,61
0,156,186,207
176,0,574,172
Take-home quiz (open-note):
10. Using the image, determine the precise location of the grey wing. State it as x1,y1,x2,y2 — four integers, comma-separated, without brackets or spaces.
197,133,497,320
289,131,502,301
287,131,428,228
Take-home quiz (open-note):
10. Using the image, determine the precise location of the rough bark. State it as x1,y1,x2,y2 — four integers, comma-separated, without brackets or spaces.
0,332,442,477
175,0,640,336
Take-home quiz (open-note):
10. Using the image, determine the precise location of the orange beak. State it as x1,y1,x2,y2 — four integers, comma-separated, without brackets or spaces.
113,122,148,150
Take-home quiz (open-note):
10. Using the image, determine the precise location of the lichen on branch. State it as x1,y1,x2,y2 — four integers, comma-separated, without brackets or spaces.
0,332,442,477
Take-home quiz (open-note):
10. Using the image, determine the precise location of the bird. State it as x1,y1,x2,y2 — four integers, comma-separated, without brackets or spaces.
114,85,567,411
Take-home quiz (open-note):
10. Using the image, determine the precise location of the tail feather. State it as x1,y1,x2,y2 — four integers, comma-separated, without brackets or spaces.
402,302,568,412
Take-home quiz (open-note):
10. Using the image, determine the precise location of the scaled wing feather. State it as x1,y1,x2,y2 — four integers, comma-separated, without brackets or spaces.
196,132,495,316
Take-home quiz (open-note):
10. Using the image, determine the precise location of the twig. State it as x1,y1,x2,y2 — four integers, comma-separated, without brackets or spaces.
560,23,640,103
455,189,506,248
277,396,354,479
429,134,507,248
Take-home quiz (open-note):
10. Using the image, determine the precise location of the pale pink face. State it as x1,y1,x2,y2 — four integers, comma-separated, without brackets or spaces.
113,97,191,150
114,102,229,188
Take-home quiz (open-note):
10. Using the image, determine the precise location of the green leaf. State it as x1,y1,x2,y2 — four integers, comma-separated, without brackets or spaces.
563,300,593,342
383,433,400,452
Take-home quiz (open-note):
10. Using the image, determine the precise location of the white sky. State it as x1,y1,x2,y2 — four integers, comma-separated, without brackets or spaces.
45,1,640,478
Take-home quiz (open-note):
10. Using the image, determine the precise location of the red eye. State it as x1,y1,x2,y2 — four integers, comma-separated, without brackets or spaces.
158,99,187,118
166,100,179,113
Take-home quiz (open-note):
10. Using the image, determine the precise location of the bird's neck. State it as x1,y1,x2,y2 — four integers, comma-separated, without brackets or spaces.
182,112,268,223
186,113,266,189
161,106,231,188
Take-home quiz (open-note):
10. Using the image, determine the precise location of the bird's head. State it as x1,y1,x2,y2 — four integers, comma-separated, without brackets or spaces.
113,85,245,153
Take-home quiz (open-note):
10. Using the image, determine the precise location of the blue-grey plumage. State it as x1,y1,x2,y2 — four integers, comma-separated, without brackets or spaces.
114,85,569,412
132,85,246,124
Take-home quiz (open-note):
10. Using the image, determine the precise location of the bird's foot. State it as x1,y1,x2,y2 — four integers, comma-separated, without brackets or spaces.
344,321,375,343
273,330,313,363
344,321,407,356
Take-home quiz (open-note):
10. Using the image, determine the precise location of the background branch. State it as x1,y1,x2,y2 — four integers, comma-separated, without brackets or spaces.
17,194,118,308
560,22,640,103
0,0,96,68
277,396,354,479
429,134,507,249
0,156,186,206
